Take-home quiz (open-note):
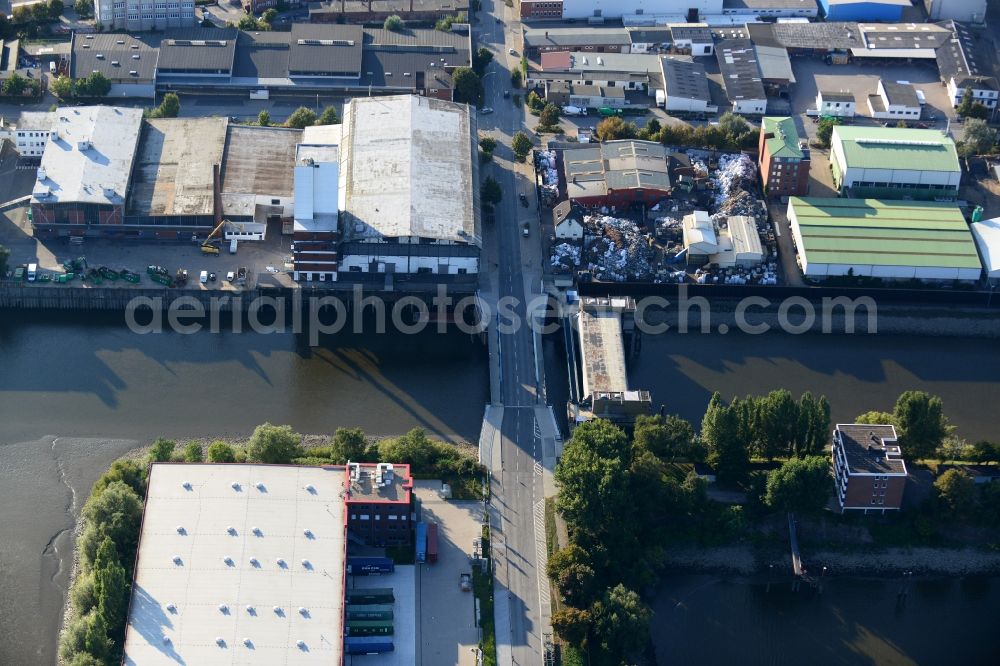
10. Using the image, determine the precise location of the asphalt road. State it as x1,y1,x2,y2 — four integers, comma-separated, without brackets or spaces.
477,2,551,664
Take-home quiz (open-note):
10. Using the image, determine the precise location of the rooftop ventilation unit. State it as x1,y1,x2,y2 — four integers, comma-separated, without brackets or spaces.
172,555,182,565
166,603,177,613
303,529,313,538
231,481,241,490
182,481,191,490
305,484,316,494
252,527,262,536
218,604,229,614
176,526,185,535
216,637,225,647
227,526,237,535
256,482,266,491
246,605,255,614
223,556,234,566
249,557,260,567
244,638,253,647
276,558,287,568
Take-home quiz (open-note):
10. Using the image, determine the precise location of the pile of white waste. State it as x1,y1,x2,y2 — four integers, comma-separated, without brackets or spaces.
582,215,655,282
691,160,709,178
654,216,683,235
535,150,559,199
711,153,756,211
550,243,581,271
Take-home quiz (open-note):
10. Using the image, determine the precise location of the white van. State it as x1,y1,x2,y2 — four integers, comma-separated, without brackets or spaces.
49,62,56,74
27,263,37,281
229,239,238,254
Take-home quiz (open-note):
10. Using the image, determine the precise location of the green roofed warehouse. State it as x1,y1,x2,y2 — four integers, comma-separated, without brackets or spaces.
787,198,982,281
830,126,961,200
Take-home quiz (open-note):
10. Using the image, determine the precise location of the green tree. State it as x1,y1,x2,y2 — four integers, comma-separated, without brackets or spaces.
764,456,831,514
718,111,752,144
149,92,181,119
90,459,147,500
31,2,50,22
816,117,839,149
48,0,63,17
552,606,591,645
435,11,466,32
547,544,598,606
638,117,661,140
965,102,990,120
93,537,129,631
934,468,976,516
526,90,544,112
479,136,496,158
257,109,271,127
854,410,896,425
80,481,144,570
539,102,560,128
2,72,28,97
0,244,9,276
511,130,532,162
969,440,1000,465
206,440,237,463
755,389,799,459
481,176,502,205
957,86,975,117
81,71,111,97
67,653,105,666
452,66,482,105
182,441,203,462
794,392,830,457
246,423,302,464
555,420,631,537
383,14,403,31
70,571,98,615
591,585,651,659
261,8,278,25
148,438,175,463
316,106,339,125
510,68,522,88
893,391,950,460
331,427,368,463
960,118,995,156
285,106,318,129
238,13,262,30
59,611,111,664
51,74,74,99
11,6,32,23
701,393,749,483
472,46,494,77
595,116,638,142
632,413,696,462
74,0,94,18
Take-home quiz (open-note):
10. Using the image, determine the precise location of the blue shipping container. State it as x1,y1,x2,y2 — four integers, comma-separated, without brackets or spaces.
345,636,394,655
348,557,395,576
415,522,427,563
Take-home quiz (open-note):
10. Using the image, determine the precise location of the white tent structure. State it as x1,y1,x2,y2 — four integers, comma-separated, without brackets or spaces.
972,218,1000,281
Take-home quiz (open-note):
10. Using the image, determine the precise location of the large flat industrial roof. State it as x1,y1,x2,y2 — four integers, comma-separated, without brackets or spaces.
832,126,959,172
523,26,630,48
563,140,670,199
157,28,238,74
339,95,479,245
121,463,347,665
578,307,628,399
837,424,907,474
221,125,301,197
788,198,982,270
661,56,711,103
71,32,159,83
32,106,144,207
128,117,228,217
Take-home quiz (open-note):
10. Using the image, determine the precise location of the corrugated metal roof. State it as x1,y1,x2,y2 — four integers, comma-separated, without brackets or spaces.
833,126,959,172
762,116,804,159
71,33,158,82
157,28,237,74
789,198,981,269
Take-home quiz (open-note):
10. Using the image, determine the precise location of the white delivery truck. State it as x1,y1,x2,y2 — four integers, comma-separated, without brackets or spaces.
249,90,269,100
27,263,37,281
229,239,238,254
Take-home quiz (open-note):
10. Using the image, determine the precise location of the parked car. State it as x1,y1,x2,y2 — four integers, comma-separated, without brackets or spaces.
265,266,280,273
519,193,528,207
480,107,494,115
208,272,217,282
508,48,516,56
522,222,529,237
199,270,208,284
503,90,510,99
459,573,472,591
226,271,235,282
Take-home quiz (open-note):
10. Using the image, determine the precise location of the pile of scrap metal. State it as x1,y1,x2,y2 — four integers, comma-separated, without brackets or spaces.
535,150,559,206
582,214,655,282
550,242,581,272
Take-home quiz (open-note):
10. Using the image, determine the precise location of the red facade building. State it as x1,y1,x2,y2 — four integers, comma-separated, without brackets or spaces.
832,424,908,514
346,462,414,546
758,116,810,198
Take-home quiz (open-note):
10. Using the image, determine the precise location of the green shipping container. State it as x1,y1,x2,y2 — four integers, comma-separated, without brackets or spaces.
346,605,394,621
346,620,394,637
346,588,394,605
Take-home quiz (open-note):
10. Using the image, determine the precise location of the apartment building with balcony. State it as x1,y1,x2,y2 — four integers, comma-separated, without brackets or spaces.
832,424,908,514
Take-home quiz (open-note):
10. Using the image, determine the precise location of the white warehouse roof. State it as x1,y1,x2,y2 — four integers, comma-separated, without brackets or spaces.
31,106,144,206
972,217,1000,279
122,463,347,665
339,95,480,245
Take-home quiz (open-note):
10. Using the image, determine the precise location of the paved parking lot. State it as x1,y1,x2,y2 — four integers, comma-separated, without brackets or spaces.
415,481,483,666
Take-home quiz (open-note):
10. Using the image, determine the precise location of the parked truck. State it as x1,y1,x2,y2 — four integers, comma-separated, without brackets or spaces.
347,557,395,576
250,90,269,100
561,105,586,116
346,605,394,621
346,620,393,637
427,523,439,563
415,522,427,564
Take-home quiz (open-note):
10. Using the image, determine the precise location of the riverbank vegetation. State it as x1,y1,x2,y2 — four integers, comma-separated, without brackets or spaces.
549,389,1000,664
59,423,483,663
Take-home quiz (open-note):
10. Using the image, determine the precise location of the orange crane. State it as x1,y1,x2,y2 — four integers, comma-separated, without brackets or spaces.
199,220,227,255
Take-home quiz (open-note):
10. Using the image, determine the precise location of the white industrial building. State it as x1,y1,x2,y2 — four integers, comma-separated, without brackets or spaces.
721,0,819,18
971,218,1000,281
0,111,56,157
682,211,763,267
121,463,347,665
292,124,342,282
923,0,987,23
815,91,857,118
716,39,767,115
96,0,196,31
337,95,481,278
787,198,982,281
867,80,922,120
830,126,961,197
560,0,724,21
660,56,715,113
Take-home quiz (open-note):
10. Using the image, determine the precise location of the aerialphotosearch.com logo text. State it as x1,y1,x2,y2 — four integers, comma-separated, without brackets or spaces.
124,285,878,343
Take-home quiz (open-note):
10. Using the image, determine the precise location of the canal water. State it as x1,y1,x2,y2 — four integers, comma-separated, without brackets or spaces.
653,574,1000,665
3,314,1000,664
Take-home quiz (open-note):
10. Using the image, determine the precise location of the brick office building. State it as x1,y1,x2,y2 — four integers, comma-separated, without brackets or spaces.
346,462,414,546
832,424,908,514
758,116,810,198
